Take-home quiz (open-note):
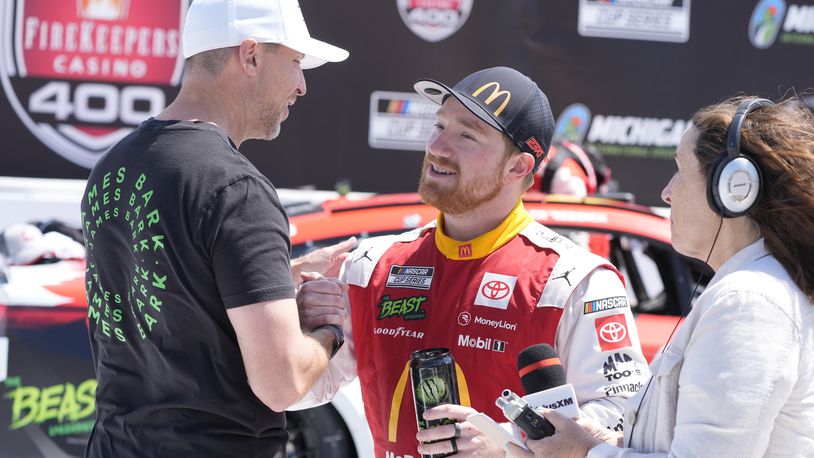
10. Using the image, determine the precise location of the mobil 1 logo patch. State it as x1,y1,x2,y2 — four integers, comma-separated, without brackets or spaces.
386,265,434,290
457,334,506,353
0,0,187,168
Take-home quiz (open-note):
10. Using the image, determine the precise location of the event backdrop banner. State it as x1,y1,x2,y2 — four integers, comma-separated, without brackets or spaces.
0,0,811,206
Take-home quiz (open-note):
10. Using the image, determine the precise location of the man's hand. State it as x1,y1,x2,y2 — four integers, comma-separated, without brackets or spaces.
416,404,504,458
290,237,356,285
296,272,348,332
505,409,605,458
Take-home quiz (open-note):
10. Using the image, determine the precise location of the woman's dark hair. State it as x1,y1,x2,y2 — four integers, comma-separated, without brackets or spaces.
692,95,814,300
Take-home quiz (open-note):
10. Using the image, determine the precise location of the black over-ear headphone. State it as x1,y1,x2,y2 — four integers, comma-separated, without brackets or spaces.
706,98,774,218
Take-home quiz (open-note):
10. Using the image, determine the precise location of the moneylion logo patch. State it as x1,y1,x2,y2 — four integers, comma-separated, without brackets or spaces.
0,0,187,168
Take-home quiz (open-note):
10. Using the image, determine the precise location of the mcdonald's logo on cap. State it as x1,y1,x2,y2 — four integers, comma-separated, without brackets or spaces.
471,82,511,117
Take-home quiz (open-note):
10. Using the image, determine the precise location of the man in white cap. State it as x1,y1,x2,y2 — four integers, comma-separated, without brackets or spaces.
81,1,348,456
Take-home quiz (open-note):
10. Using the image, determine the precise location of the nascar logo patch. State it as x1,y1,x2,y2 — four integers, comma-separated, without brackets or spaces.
386,265,434,290
583,296,628,314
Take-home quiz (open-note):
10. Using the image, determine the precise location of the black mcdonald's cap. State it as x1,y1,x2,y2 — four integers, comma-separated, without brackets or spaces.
414,66,555,171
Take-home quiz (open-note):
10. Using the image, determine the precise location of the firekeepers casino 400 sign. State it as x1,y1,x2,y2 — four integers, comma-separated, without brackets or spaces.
0,0,187,168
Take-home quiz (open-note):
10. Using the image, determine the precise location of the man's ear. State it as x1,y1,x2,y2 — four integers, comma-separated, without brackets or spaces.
505,152,535,182
238,39,260,76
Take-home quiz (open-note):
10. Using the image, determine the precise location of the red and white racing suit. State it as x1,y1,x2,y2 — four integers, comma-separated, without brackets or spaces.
292,201,650,458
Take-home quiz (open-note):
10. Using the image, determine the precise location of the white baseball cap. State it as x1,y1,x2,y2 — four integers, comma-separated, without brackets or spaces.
182,0,349,69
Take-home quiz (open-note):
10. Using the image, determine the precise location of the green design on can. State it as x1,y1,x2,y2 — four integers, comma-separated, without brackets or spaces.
416,376,447,405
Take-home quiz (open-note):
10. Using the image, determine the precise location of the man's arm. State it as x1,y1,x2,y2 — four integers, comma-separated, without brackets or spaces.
554,267,650,429
203,178,349,412
287,255,358,410
227,298,340,412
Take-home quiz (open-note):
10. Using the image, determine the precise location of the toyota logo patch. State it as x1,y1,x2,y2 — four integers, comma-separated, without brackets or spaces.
599,322,627,343
594,314,632,351
474,272,517,310
481,280,510,300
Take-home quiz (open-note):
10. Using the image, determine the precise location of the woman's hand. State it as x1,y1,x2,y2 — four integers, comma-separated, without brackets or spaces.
505,409,612,458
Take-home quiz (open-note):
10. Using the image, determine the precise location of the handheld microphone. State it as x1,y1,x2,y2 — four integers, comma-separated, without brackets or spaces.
518,343,566,394
516,344,580,418
495,343,580,440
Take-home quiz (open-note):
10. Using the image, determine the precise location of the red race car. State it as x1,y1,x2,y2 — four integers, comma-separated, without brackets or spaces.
288,192,705,363
0,192,706,458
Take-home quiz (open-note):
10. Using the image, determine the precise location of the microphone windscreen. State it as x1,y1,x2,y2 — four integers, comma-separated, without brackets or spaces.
517,343,567,395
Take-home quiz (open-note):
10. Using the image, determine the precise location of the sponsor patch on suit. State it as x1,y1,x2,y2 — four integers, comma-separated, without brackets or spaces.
386,265,434,290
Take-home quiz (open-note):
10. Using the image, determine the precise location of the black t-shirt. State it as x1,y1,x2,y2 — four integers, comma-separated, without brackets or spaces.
81,119,294,457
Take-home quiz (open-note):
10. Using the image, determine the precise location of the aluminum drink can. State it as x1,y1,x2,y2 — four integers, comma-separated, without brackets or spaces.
410,348,460,458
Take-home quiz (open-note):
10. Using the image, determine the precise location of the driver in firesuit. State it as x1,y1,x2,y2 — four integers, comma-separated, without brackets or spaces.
291,67,650,457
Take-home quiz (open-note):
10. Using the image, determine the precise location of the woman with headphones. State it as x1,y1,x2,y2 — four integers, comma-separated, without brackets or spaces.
508,96,814,457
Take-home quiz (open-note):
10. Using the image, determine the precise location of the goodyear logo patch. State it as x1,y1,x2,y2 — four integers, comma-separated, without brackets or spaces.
583,296,628,314
386,265,434,290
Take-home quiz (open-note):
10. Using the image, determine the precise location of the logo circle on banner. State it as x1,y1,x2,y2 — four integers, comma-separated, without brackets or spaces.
748,0,786,49
553,103,592,144
0,0,188,168
396,0,473,42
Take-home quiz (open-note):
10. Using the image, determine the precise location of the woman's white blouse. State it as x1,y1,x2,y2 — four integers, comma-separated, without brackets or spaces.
589,239,814,458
